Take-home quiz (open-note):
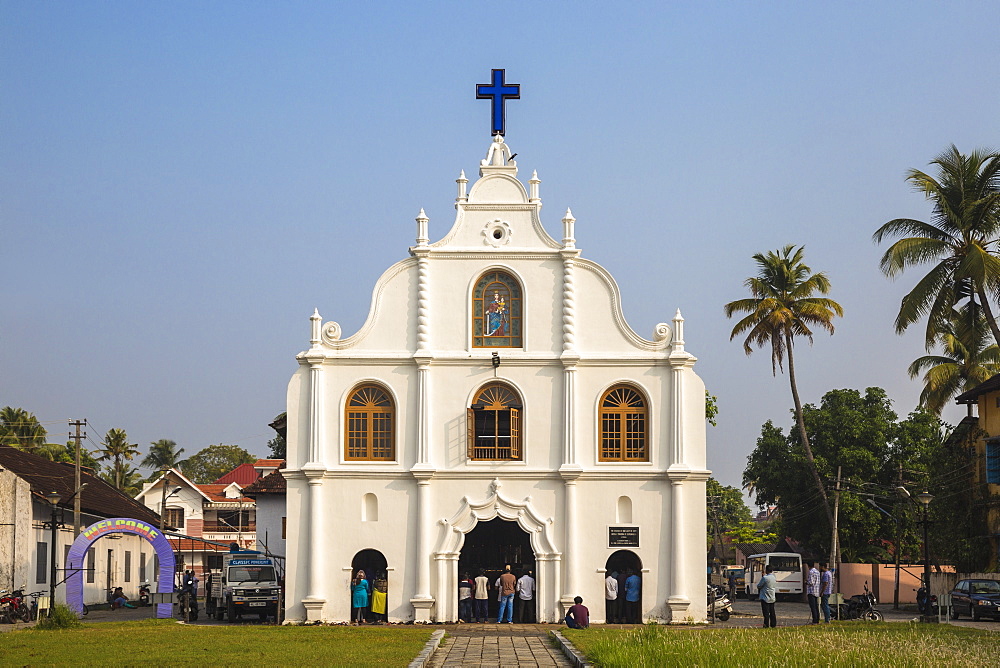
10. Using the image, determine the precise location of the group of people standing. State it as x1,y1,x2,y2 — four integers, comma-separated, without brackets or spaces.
603,569,642,624
350,569,388,625
756,560,834,628
459,567,536,623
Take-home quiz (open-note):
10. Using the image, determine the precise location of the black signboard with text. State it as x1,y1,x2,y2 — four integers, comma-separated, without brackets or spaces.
608,526,639,548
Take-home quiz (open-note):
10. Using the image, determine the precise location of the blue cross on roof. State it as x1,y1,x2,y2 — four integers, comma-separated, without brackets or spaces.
476,69,520,137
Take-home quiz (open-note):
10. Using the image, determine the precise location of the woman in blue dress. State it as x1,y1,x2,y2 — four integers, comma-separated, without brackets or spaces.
351,569,370,625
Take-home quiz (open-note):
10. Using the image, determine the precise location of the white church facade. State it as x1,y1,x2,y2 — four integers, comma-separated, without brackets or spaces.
283,132,709,624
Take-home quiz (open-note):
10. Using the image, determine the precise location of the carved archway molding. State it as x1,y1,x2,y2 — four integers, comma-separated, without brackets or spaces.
436,478,558,557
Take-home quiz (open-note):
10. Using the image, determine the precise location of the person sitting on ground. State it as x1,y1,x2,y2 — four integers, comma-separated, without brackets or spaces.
565,596,589,629
111,586,129,610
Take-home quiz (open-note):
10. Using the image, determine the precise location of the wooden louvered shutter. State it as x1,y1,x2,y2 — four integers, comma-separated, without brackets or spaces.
510,408,520,459
467,408,475,459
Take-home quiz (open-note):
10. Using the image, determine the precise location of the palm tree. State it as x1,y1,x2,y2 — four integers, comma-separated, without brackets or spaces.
873,146,1000,347
908,303,1000,415
140,439,185,477
101,463,144,497
724,245,843,526
96,428,139,489
0,406,48,452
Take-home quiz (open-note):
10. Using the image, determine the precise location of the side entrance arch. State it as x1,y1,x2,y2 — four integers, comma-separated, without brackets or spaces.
66,518,175,618
351,549,388,623
605,550,643,623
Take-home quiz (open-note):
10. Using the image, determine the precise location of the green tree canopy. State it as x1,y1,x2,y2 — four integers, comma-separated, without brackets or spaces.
180,444,255,484
100,463,144,497
706,477,751,535
743,387,944,561
0,406,48,452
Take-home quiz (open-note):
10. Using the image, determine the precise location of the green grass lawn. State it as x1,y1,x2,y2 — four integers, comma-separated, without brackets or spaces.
563,622,1000,667
0,619,434,667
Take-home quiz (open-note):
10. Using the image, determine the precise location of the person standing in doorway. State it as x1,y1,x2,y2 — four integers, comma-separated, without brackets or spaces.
458,572,474,623
624,569,641,623
474,568,489,623
758,565,778,628
351,569,370,625
806,560,821,624
496,566,517,623
604,570,619,624
516,569,535,623
820,563,833,623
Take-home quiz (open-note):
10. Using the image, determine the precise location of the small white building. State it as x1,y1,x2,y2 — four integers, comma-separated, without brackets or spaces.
0,446,162,606
284,135,709,623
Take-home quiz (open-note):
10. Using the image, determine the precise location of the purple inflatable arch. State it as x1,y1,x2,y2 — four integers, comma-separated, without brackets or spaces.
66,518,175,618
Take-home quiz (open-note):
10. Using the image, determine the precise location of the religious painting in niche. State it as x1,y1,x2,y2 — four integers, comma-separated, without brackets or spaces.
599,386,648,462
472,271,522,348
467,383,522,461
345,384,395,461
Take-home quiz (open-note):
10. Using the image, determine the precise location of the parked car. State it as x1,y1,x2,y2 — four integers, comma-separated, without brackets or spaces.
949,579,1000,621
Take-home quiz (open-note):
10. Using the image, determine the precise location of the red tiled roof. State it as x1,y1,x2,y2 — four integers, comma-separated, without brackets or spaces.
242,470,286,497
213,462,260,486
196,484,253,503
168,537,231,552
253,459,284,469
0,445,161,525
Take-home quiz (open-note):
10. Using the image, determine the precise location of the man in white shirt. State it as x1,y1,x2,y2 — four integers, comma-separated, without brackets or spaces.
604,570,619,623
474,569,489,623
515,569,535,623
806,560,821,624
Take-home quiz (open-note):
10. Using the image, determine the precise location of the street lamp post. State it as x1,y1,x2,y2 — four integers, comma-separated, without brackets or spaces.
917,490,934,622
44,491,62,610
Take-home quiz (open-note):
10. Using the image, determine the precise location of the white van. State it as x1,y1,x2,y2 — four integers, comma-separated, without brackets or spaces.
745,552,803,598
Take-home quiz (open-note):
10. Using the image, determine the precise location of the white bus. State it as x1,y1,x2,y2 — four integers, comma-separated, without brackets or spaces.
744,552,803,599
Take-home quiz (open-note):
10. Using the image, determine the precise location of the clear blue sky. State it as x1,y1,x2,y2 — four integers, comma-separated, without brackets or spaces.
3,2,998,497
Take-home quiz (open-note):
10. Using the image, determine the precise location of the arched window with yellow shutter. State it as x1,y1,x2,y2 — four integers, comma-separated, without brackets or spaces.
467,383,522,460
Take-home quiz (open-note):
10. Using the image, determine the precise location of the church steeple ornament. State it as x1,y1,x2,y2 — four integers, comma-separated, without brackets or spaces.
476,68,520,136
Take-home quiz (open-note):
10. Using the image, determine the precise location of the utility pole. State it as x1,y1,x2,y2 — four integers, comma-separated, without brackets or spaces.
159,466,170,531
68,419,87,537
828,467,842,596
893,462,903,609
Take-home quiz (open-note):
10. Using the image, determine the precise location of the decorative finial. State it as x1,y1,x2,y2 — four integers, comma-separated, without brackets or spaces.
672,309,685,352
456,170,468,201
415,209,429,246
310,309,322,348
529,170,540,202
562,208,576,248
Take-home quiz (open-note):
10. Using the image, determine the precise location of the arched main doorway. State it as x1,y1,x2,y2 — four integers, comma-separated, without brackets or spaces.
605,550,643,624
351,549,388,623
458,518,535,621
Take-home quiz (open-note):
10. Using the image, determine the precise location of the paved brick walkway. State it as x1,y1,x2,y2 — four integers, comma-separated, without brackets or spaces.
425,624,572,667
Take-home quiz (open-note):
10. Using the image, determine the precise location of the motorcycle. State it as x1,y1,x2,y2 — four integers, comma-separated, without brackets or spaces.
915,585,937,617
707,585,733,622
838,581,883,621
0,587,31,623
138,581,151,607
